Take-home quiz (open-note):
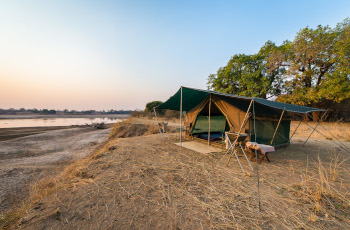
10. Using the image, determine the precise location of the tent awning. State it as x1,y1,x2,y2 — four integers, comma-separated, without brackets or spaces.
159,86,326,114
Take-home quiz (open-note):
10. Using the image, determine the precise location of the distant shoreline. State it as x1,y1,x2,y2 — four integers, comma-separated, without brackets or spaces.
0,114,130,120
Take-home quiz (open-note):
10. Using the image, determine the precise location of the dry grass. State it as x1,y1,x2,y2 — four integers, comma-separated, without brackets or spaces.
109,120,158,139
291,121,350,142
292,155,350,219
260,152,350,229
1,122,350,229
109,118,178,140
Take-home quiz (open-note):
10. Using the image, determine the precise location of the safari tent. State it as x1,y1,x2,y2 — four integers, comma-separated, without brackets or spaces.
159,87,327,147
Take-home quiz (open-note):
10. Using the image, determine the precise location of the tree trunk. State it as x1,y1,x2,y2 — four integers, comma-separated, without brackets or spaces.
312,103,320,122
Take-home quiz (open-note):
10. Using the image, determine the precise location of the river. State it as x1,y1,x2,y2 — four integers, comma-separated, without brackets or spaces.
0,117,123,128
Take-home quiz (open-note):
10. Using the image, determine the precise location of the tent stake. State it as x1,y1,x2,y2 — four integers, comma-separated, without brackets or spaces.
303,110,328,146
208,94,211,145
180,87,183,146
270,108,285,145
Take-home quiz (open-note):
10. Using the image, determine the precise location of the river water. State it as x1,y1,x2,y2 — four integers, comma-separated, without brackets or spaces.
0,117,123,128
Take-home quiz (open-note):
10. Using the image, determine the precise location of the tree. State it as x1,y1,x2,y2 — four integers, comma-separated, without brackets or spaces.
31,108,39,113
145,101,164,114
207,42,283,99
267,18,350,105
206,18,350,120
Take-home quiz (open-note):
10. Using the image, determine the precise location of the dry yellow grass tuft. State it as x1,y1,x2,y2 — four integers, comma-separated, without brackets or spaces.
109,120,168,139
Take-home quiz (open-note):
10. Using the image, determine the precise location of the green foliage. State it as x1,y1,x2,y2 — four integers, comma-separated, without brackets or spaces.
41,109,56,114
207,18,350,106
207,41,284,99
268,18,350,105
145,101,164,114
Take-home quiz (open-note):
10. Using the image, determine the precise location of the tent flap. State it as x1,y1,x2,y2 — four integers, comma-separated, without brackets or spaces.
158,87,208,111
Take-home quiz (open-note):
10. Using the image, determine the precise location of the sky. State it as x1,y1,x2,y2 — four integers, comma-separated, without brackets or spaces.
0,0,349,110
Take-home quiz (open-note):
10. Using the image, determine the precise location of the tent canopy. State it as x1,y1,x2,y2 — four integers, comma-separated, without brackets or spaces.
159,86,326,114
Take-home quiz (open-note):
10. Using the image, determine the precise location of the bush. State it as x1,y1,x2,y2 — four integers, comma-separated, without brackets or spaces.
130,110,146,118
145,101,164,115
109,121,161,139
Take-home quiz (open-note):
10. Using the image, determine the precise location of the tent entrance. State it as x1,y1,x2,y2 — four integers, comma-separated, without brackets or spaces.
191,101,229,141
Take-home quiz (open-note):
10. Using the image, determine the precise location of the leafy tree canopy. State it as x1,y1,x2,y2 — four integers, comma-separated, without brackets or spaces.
268,18,350,105
207,18,350,106
207,43,283,99
145,101,163,114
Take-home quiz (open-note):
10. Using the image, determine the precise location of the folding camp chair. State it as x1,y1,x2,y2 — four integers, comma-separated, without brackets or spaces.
158,122,170,140
220,132,253,173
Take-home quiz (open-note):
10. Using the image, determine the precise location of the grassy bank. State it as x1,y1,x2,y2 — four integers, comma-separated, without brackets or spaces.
1,120,349,229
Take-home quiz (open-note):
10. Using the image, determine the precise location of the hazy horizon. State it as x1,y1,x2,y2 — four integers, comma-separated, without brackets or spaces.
1,1,349,110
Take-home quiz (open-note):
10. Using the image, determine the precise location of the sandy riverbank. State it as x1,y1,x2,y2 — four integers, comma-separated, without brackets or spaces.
0,126,113,213
0,124,114,142
0,126,71,142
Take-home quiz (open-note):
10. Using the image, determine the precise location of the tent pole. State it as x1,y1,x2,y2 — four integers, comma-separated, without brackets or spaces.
319,123,350,152
301,119,350,152
303,110,328,146
252,99,261,212
238,99,253,134
180,87,183,146
270,108,285,145
208,94,211,145
288,116,303,144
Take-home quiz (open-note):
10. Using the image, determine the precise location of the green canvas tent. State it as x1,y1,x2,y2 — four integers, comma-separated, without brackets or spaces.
159,87,326,147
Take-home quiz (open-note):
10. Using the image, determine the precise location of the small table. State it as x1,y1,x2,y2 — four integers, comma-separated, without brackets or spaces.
246,142,275,163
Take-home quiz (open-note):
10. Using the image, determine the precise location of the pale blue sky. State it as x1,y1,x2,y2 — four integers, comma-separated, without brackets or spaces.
0,0,349,110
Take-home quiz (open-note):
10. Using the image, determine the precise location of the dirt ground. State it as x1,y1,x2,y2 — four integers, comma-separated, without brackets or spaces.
0,127,112,213
0,127,71,142
9,127,350,229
